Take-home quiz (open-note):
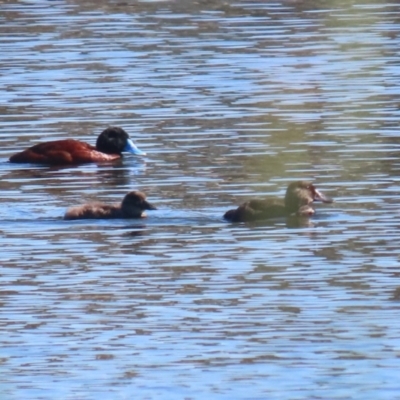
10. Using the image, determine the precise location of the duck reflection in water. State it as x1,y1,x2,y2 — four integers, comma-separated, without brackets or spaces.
64,191,157,220
9,126,146,165
224,181,333,223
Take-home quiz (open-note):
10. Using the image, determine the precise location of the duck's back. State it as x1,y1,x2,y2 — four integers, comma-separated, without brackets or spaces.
64,202,122,220
224,199,287,222
9,139,120,164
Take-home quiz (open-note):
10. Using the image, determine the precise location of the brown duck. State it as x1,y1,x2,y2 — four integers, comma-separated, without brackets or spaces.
64,191,157,220
224,181,332,222
9,126,146,165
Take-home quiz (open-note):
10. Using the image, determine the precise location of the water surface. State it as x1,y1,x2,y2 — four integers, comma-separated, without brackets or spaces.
1,0,400,399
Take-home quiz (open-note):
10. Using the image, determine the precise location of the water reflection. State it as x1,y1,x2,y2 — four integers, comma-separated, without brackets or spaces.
1,0,400,398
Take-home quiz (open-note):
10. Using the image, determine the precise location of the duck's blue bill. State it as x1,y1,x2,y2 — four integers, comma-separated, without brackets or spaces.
124,139,146,156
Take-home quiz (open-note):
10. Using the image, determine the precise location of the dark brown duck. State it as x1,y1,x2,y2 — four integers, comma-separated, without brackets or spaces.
224,181,332,222
64,191,157,220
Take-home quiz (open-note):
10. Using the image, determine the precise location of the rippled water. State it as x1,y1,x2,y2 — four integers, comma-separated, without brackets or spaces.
1,0,400,399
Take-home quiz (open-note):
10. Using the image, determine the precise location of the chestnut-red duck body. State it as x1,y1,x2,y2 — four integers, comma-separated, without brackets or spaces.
9,127,145,165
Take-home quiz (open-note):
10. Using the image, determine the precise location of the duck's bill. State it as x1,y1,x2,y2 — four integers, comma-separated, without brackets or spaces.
144,201,157,211
314,189,333,203
124,139,146,156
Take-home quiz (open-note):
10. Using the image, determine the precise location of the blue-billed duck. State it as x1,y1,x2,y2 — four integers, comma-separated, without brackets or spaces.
9,126,146,165
224,181,332,222
64,191,156,220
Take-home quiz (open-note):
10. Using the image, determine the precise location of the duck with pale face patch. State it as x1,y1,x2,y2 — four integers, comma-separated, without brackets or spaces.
224,181,333,223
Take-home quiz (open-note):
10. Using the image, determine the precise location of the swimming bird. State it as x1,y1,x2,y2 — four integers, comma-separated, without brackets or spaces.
64,191,157,220
9,126,146,165
224,181,332,222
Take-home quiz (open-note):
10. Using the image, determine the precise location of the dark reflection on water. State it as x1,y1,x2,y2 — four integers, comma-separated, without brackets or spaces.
1,0,400,398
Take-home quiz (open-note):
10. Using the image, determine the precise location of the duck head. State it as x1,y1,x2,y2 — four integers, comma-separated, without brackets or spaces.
96,127,146,156
285,181,333,214
121,191,157,218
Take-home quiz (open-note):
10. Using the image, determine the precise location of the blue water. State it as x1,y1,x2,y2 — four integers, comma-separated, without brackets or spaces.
1,0,400,399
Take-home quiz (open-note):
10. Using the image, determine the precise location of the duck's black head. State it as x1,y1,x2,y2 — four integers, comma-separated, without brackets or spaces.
96,127,145,155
